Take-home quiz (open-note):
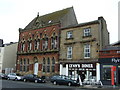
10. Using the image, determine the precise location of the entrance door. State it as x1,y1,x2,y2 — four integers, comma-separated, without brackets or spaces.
34,62,38,75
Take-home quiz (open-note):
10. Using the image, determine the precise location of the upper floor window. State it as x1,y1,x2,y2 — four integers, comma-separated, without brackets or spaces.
34,40,40,50
67,31,73,39
84,28,91,37
84,44,90,58
21,43,25,51
51,36,57,49
28,41,32,51
67,46,72,59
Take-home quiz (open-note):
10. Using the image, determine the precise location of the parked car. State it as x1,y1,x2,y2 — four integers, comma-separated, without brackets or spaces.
50,75,79,86
0,73,8,79
23,74,46,83
7,73,23,81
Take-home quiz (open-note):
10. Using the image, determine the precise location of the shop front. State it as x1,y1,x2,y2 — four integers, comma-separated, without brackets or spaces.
60,61,100,84
99,58,120,85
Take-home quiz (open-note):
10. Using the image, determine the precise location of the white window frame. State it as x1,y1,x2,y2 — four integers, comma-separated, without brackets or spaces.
84,44,90,58
67,46,72,59
67,31,73,39
84,28,91,37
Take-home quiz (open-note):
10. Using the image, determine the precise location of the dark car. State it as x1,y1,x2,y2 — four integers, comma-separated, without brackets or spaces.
0,73,8,79
23,74,45,83
50,75,79,86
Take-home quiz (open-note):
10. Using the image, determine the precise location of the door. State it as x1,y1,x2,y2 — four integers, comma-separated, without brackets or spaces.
34,63,38,75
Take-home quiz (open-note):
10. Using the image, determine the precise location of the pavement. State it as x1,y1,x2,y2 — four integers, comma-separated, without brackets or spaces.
79,85,120,90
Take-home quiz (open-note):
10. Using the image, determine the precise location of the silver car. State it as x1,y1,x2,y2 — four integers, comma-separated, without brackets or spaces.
7,73,22,81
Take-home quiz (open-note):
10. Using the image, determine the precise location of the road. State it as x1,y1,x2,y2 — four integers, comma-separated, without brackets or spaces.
1,79,119,90
0,79,85,89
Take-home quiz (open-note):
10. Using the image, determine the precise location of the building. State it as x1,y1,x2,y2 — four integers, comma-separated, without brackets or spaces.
0,42,18,74
59,17,109,83
16,7,78,77
99,41,120,85
0,39,4,72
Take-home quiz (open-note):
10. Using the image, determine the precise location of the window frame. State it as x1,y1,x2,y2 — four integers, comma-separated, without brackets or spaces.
67,31,73,39
84,44,90,58
67,46,72,59
83,28,91,37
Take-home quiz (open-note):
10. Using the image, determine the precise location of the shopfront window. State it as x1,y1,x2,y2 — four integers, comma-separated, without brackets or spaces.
102,66,111,80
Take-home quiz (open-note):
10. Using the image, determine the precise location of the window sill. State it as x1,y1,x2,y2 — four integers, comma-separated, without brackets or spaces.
66,37,74,40
82,35,92,38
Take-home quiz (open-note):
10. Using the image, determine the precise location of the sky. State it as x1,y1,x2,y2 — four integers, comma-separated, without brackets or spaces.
0,0,119,44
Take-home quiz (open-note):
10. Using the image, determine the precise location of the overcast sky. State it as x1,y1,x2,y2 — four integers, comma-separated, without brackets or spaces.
0,0,119,44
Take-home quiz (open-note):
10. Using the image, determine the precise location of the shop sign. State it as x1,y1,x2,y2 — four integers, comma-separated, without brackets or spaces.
69,63,94,69
112,58,120,63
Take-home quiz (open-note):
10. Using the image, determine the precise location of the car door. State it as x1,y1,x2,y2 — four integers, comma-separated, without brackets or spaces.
58,76,66,85
29,74,34,82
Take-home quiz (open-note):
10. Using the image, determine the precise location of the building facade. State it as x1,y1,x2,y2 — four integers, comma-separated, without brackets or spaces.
0,42,18,74
59,17,109,83
16,7,78,77
0,39,4,73
99,41,120,85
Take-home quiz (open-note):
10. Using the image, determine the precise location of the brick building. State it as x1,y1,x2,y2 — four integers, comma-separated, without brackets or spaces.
59,17,109,83
99,41,120,85
16,7,78,77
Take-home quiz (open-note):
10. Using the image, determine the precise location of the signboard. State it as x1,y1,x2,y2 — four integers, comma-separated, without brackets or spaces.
68,63,95,69
99,58,120,64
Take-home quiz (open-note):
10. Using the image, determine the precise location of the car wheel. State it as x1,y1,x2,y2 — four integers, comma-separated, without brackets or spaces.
14,77,18,81
53,81,57,85
35,80,38,83
23,79,26,82
68,82,72,86
7,77,10,80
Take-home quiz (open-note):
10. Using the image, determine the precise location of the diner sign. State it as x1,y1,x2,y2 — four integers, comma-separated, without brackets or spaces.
69,63,94,69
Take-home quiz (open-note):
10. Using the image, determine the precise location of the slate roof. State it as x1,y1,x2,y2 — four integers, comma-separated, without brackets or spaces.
60,20,99,30
24,7,73,30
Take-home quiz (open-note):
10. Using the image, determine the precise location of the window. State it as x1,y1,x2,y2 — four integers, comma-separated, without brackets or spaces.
67,31,73,39
67,47,72,59
34,40,40,50
102,67,111,80
51,36,57,49
20,59,22,71
28,41,32,50
47,58,50,72
84,44,90,58
27,59,29,71
23,59,26,71
21,43,25,51
43,57,46,72
45,38,48,50
52,57,55,72
84,28,91,37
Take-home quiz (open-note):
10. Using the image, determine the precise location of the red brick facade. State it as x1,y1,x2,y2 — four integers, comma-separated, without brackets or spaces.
17,24,60,76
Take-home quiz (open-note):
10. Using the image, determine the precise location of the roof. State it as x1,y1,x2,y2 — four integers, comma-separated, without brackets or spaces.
23,7,74,31
60,19,99,30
